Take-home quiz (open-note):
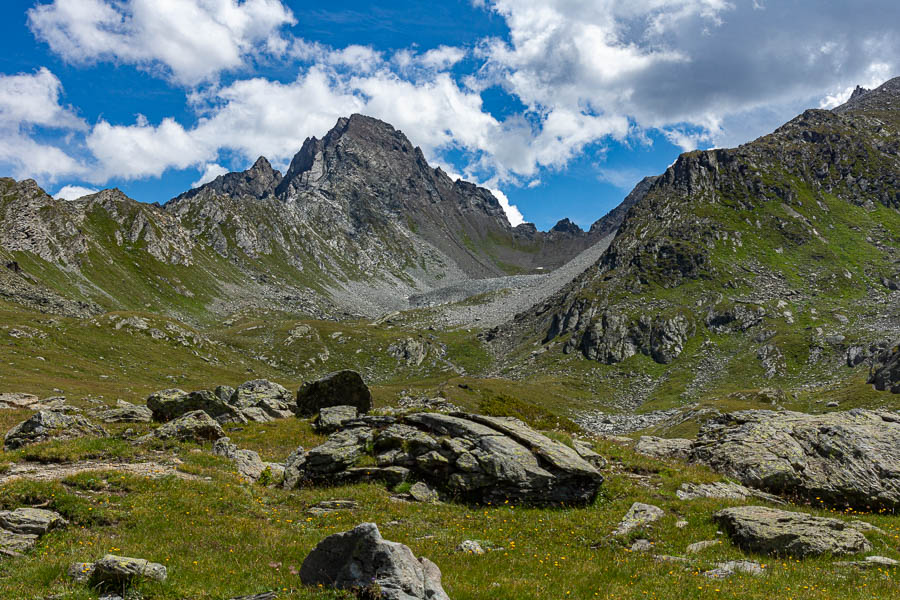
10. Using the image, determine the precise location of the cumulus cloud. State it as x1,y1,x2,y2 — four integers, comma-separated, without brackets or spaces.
55,184,98,199
0,68,85,179
489,188,524,227
28,0,296,85
192,163,229,188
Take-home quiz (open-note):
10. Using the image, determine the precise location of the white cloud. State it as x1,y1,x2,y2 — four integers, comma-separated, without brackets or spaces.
489,188,525,226
191,163,229,188
28,0,296,85
0,68,85,180
55,184,98,199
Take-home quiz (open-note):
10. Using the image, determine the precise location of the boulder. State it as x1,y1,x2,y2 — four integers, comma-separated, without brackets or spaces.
295,370,372,417
230,380,296,419
213,437,268,481
89,554,167,586
613,503,664,536
314,405,358,433
408,482,439,503
4,410,107,450
150,410,225,442
289,412,603,506
0,529,37,557
690,409,900,509
713,506,872,557
97,400,153,423
0,508,68,535
0,392,39,410
870,344,899,393
634,436,692,461
146,388,242,424
299,522,450,600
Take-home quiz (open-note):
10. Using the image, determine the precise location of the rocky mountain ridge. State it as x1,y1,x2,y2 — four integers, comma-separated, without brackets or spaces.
0,114,626,320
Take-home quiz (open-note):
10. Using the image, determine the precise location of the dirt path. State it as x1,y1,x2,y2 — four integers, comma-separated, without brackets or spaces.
0,459,200,484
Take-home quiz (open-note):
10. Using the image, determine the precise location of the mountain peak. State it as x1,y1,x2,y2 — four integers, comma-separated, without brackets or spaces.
550,218,583,235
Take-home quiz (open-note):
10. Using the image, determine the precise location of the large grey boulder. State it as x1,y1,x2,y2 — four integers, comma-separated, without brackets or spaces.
150,410,225,442
870,344,899,393
4,410,107,450
295,370,372,417
714,506,872,557
690,409,900,509
288,412,603,506
634,436,692,461
300,522,450,600
147,388,244,424
0,529,38,557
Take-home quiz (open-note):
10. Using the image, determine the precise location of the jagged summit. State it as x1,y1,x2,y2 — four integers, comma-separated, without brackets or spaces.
835,76,900,113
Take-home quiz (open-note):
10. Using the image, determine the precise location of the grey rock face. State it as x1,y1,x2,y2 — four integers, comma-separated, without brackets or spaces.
714,506,872,557
613,503,664,536
1,529,38,557
4,410,107,450
634,436,692,461
388,337,429,366
295,370,373,417
147,380,296,424
89,554,168,586
579,312,693,365
299,427,374,477
870,344,899,393
150,410,225,442
690,409,900,508
300,522,450,600
314,405,358,433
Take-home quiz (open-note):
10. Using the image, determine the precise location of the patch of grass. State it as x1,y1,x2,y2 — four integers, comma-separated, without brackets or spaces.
478,390,579,433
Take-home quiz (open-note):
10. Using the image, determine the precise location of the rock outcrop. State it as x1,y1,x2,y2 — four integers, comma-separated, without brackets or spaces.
286,412,603,506
4,410,107,450
96,400,153,423
146,379,296,424
714,506,872,557
634,436,692,461
300,522,450,600
690,409,900,509
870,344,899,393
295,371,373,417
0,508,68,557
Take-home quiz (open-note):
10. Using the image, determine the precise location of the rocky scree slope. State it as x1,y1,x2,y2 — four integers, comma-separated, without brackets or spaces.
0,115,615,320
491,77,900,400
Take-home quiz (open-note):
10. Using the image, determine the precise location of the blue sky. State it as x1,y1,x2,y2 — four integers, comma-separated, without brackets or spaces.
1,1,898,230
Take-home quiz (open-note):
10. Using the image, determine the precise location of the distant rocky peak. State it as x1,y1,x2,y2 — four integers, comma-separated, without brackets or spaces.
849,85,870,102
177,156,283,202
550,218,584,236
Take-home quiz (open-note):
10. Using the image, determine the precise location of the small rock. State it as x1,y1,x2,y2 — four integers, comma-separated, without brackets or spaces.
0,508,68,535
614,503,664,536
213,437,267,480
630,539,653,552
676,481,782,504
703,560,764,578
456,540,485,555
408,481,439,503
675,520,689,529
686,540,719,554
68,562,96,583
90,554,167,586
